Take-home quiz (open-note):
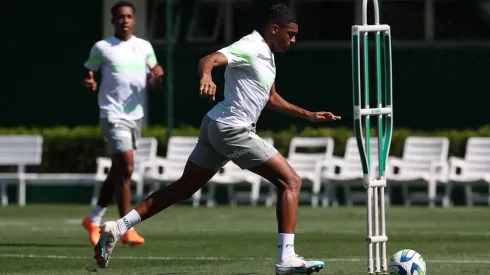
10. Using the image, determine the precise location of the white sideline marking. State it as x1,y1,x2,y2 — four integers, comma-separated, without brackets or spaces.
1,253,490,264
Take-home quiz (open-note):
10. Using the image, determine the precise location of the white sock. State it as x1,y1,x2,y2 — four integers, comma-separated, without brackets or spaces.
277,233,296,263
116,210,141,235
89,205,107,226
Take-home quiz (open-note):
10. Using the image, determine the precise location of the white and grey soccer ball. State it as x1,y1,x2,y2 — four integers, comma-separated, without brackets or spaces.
388,249,426,275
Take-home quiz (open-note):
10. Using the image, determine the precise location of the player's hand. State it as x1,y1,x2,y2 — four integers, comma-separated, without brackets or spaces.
148,65,164,87
307,111,341,122
199,75,216,102
83,71,97,92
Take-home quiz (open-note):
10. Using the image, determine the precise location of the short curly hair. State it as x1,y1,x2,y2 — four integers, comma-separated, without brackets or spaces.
263,4,297,27
111,1,136,16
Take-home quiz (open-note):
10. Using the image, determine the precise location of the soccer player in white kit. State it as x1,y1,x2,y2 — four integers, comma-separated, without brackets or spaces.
82,1,164,247
93,4,340,274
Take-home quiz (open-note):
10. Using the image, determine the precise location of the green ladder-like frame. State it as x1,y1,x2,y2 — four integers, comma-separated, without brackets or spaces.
352,0,393,274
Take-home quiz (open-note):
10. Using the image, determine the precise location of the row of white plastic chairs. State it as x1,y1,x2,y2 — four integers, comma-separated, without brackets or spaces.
0,135,488,207
94,135,490,208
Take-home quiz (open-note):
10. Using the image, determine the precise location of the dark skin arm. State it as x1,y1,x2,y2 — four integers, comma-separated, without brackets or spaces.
147,63,165,87
266,82,341,122
198,52,229,102
197,52,341,122
83,69,97,92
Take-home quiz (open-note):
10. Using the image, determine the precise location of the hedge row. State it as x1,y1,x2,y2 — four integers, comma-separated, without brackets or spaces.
1,124,489,173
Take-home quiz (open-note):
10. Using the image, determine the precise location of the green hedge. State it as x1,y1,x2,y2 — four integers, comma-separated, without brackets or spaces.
1,125,489,173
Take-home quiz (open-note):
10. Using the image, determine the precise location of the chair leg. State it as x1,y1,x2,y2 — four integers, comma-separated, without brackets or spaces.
192,189,201,207
385,184,391,207
330,182,339,207
0,182,7,206
488,183,490,207
18,177,26,206
344,184,353,207
206,183,217,207
465,184,473,207
442,181,452,208
135,178,144,202
148,180,161,196
402,184,410,207
250,180,261,206
227,185,237,206
91,181,101,207
428,179,437,207
321,180,331,207
311,177,321,208
265,184,276,207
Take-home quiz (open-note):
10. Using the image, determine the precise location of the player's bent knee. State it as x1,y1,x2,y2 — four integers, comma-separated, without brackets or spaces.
288,173,302,191
280,173,302,193
111,151,135,180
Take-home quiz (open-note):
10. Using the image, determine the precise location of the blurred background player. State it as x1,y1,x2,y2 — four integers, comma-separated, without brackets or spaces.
93,4,339,274
81,1,164,246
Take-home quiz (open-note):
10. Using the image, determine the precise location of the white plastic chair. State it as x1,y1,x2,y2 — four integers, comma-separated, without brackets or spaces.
320,136,381,207
146,136,200,205
265,137,335,207
387,136,449,207
447,137,490,207
0,135,43,206
92,137,158,206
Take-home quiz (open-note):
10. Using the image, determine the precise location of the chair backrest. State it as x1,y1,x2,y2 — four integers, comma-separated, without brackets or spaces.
341,136,380,177
462,137,490,175
134,137,158,163
0,135,43,166
287,137,334,174
133,137,158,172
166,136,199,162
400,136,449,174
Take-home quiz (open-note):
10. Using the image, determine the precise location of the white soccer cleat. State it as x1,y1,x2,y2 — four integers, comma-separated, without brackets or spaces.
93,221,121,268
275,254,325,275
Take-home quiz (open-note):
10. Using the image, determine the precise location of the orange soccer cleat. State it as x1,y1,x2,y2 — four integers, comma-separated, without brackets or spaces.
82,217,100,245
121,228,145,245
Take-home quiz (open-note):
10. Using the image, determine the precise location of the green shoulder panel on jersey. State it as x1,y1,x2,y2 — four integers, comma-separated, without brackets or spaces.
86,54,103,67
225,46,253,65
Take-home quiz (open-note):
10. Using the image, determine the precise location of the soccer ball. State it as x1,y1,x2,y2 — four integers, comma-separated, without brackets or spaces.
388,249,426,275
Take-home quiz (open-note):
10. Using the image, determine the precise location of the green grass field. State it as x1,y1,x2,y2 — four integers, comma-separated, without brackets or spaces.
0,205,489,274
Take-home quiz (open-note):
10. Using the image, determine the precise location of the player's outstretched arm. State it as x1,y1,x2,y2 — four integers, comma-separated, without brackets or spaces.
198,52,228,101
266,83,341,122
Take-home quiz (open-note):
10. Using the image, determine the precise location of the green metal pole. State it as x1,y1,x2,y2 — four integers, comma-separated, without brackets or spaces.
166,0,174,140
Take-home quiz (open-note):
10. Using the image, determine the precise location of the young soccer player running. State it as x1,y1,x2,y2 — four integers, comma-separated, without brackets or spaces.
82,1,164,246
93,3,340,274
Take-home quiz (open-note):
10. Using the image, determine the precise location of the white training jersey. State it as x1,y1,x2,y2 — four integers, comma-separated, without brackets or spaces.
84,35,157,121
207,30,276,126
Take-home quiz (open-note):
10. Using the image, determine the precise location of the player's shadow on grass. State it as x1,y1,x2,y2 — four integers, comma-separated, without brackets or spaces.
0,243,87,248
